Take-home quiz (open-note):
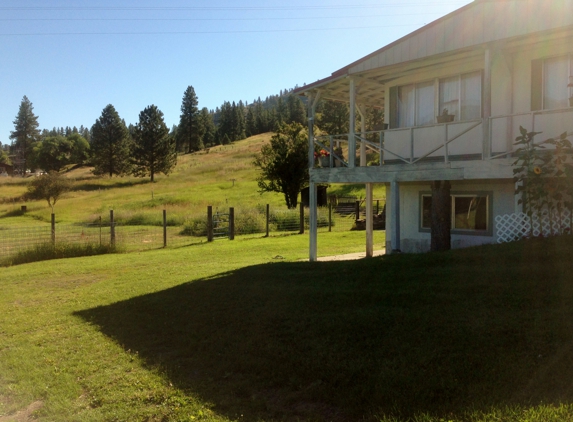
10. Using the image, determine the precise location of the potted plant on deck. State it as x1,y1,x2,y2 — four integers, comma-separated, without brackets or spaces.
314,149,331,167
436,108,455,123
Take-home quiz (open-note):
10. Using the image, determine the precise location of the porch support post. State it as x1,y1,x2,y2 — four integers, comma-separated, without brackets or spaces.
357,104,367,167
309,181,318,262
348,78,356,168
306,91,321,169
366,182,374,257
390,181,401,253
483,46,492,159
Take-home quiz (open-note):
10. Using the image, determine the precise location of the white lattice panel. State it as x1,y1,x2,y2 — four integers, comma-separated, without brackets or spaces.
496,209,572,243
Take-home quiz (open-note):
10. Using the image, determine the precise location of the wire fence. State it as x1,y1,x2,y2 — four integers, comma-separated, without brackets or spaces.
0,202,385,260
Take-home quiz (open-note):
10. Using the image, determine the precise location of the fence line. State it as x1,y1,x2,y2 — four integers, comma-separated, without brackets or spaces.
0,202,385,259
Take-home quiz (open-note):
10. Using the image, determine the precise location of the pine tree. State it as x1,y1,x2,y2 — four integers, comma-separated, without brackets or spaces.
177,86,203,153
131,105,176,182
199,108,216,147
90,104,132,177
287,95,306,125
245,107,256,137
9,95,40,170
317,100,350,135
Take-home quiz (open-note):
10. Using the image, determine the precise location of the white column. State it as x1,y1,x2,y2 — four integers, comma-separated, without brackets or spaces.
366,183,373,257
357,104,367,167
348,78,356,168
307,93,315,169
483,47,492,159
390,181,401,252
309,182,318,262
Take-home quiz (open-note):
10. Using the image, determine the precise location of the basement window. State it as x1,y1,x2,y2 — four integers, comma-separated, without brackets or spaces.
420,192,491,235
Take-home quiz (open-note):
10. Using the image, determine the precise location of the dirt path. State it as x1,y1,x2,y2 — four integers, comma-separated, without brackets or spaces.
0,401,43,422
316,249,385,261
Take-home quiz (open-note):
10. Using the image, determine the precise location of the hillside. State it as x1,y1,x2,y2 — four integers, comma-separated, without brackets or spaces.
0,133,373,228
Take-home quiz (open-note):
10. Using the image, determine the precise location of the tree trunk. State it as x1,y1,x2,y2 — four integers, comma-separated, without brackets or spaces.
430,180,451,252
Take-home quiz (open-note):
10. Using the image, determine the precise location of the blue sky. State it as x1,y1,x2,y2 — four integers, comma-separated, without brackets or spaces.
0,0,472,145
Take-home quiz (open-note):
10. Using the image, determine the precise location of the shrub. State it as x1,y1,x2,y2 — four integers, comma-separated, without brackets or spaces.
2,242,119,266
180,216,207,237
271,209,300,232
234,208,266,235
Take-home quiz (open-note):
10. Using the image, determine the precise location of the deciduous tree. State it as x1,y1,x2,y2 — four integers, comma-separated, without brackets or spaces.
131,105,176,182
27,171,71,213
253,122,309,209
90,104,132,177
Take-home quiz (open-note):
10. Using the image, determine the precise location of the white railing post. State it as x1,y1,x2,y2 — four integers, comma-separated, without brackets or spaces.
348,78,356,168
379,131,384,166
410,128,414,163
444,124,449,164
329,135,334,167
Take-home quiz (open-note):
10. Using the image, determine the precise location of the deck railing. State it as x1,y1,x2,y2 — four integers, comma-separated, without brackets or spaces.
313,107,573,168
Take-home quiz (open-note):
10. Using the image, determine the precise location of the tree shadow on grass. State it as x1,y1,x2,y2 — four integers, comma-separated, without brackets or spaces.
72,179,150,192
74,239,573,421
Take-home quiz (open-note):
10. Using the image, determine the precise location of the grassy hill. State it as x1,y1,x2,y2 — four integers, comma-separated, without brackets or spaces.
0,133,375,228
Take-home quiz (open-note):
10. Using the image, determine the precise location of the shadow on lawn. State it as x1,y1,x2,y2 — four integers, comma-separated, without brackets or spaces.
74,238,573,421
72,179,150,192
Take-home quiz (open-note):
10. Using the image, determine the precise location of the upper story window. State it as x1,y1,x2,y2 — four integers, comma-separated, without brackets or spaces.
391,71,482,129
532,54,573,111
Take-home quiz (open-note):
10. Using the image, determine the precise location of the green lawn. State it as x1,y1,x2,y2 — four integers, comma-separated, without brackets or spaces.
2,234,573,421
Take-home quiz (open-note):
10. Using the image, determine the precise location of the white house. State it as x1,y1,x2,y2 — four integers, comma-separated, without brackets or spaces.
294,0,573,260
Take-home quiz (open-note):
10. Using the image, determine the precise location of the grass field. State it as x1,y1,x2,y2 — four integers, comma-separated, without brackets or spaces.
2,233,573,421
0,134,376,229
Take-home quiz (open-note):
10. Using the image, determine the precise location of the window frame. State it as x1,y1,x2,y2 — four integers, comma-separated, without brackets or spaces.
532,53,573,111
392,71,483,129
419,191,493,236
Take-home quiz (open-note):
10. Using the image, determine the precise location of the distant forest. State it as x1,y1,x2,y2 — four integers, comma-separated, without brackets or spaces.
1,86,383,171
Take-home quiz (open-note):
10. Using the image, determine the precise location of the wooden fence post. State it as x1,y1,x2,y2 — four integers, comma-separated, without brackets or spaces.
51,213,55,246
110,210,115,247
163,209,167,248
299,202,304,234
229,207,235,240
265,204,270,237
329,202,332,232
355,200,360,221
207,206,213,242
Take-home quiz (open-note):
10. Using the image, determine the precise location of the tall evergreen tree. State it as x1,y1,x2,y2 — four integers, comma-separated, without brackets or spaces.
245,107,256,137
177,85,203,153
131,105,176,182
287,94,306,125
90,104,132,177
199,108,216,147
317,100,350,135
10,95,40,170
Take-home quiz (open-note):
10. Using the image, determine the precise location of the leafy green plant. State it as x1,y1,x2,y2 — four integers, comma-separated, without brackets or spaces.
513,126,573,236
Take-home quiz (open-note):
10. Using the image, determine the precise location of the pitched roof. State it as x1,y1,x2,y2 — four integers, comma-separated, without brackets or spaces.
296,0,573,102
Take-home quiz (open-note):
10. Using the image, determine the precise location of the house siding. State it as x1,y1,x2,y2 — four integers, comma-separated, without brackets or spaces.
385,180,516,253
